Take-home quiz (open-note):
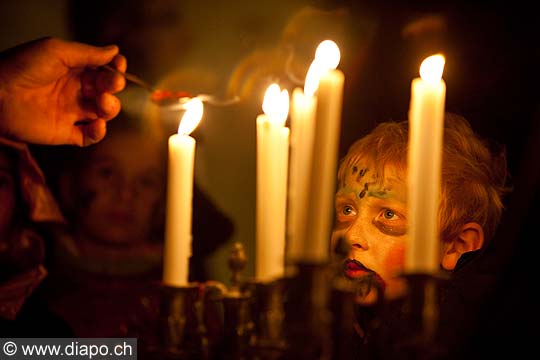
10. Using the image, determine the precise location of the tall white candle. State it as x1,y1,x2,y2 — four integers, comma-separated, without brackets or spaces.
288,40,342,263
256,84,290,282
406,54,446,274
163,98,204,287
304,67,345,263
287,88,316,262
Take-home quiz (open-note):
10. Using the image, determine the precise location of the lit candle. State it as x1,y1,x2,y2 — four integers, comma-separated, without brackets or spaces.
301,41,344,263
163,98,204,287
256,83,290,281
287,87,316,263
406,54,446,274
288,40,342,263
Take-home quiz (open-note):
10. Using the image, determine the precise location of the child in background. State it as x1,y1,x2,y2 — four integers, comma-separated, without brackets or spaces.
41,115,166,338
39,112,234,338
0,138,69,336
331,113,510,357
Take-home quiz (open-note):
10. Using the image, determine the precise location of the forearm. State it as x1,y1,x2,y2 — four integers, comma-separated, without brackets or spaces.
0,47,15,138
0,85,8,138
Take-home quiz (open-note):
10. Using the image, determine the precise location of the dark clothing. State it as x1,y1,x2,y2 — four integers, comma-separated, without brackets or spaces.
351,250,499,360
0,281,73,337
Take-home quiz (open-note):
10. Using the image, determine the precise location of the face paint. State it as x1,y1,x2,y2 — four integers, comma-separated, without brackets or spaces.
359,182,369,199
371,190,393,201
356,167,368,182
372,218,407,236
333,161,408,302
342,259,385,305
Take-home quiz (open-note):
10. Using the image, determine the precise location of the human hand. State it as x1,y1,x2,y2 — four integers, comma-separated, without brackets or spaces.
0,37,126,146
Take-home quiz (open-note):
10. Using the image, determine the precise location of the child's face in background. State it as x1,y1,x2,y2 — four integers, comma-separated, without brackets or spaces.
0,150,17,240
74,132,165,247
331,162,408,302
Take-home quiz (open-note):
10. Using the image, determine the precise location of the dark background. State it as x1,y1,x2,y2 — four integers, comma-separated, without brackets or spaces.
1,0,538,348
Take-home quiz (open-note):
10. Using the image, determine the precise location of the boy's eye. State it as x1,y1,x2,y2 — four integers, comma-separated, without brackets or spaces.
373,208,407,236
335,200,358,226
383,209,396,220
342,205,356,216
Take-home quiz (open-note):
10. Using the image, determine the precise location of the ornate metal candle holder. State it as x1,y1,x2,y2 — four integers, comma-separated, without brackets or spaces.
384,272,449,360
329,268,364,360
283,261,333,360
249,278,287,359
219,287,253,359
217,242,254,359
348,271,449,360
147,242,448,360
156,283,206,359
219,242,288,359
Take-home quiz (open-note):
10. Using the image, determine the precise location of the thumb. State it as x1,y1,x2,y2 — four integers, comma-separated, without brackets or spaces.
62,41,119,68
81,119,107,147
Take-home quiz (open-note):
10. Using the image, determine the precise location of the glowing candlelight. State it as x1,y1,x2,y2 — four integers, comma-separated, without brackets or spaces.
304,39,341,96
287,40,342,262
406,54,446,274
163,98,204,287
288,40,344,263
256,83,290,281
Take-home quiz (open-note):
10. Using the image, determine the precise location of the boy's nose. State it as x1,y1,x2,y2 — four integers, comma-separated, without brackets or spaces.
344,225,369,250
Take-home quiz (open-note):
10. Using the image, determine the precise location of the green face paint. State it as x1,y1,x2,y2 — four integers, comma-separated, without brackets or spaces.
359,182,369,199
341,161,406,204
368,190,390,199
356,167,368,182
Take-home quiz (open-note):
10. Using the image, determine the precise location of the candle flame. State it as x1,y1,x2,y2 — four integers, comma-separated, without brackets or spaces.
262,83,289,127
314,40,341,70
420,54,445,84
178,98,203,135
304,40,341,96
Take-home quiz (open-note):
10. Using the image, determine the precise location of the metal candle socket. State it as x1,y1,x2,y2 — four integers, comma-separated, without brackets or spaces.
158,284,207,359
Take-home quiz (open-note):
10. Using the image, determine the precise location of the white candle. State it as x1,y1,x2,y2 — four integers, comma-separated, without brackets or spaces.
256,84,290,281
406,54,446,274
304,68,345,263
163,98,204,287
287,88,316,262
288,40,342,263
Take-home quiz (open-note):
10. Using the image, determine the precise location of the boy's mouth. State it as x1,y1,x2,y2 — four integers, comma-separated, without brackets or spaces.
344,259,373,279
343,259,386,299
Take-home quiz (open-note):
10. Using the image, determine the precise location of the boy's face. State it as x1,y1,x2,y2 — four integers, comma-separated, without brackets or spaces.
74,132,165,246
331,162,408,301
0,151,17,240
